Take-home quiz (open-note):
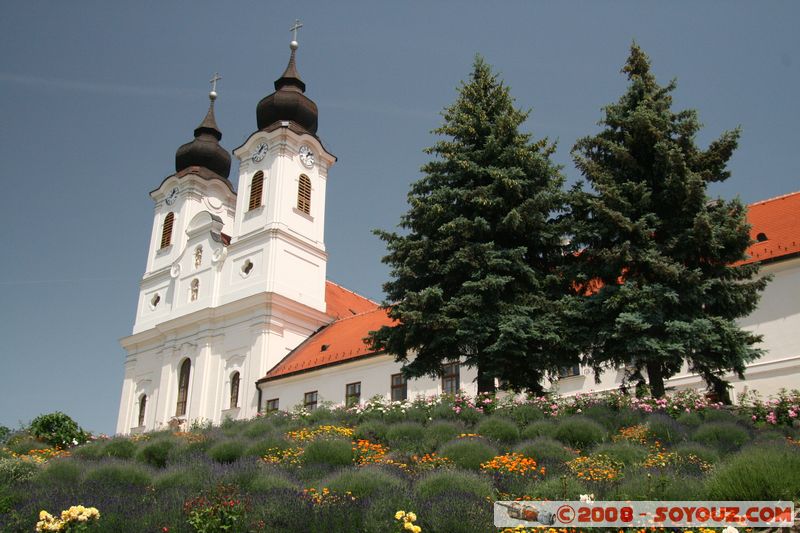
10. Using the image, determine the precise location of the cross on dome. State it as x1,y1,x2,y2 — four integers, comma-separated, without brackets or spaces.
290,19,303,49
209,72,221,100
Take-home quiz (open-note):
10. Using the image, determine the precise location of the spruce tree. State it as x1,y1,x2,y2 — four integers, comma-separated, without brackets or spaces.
370,56,571,394
566,44,768,399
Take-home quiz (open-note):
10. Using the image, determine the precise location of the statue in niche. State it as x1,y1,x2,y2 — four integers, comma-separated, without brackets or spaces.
190,279,199,301
194,246,202,268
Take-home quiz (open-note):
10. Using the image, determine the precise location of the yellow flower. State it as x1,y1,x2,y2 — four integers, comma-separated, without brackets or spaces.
404,522,416,531
395,511,406,520
412,526,422,533
406,512,417,522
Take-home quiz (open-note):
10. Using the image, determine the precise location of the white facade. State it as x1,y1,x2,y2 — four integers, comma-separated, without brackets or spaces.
116,115,338,434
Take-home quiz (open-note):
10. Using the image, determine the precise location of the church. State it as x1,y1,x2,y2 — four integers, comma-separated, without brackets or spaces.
115,35,800,435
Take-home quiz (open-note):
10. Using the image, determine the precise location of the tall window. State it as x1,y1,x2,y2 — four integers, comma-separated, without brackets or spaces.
297,175,311,214
345,382,361,407
304,391,318,410
160,212,174,248
249,171,264,211
265,398,279,413
391,373,407,401
138,394,147,427
176,359,191,417
441,362,460,395
230,371,240,409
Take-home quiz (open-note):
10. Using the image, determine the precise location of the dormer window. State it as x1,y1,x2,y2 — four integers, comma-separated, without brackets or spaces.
249,171,264,211
160,212,175,248
756,232,768,242
297,175,311,214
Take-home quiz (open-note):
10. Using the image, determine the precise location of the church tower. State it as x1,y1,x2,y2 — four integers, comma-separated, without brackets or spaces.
117,27,337,435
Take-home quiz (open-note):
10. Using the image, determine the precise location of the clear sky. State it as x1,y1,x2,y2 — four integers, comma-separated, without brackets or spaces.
1,1,798,434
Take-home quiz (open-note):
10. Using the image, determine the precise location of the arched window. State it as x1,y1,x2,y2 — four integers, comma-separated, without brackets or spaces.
160,212,174,248
176,359,191,417
230,371,240,409
190,279,199,301
138,394,147,427
297,175,311,214
249,171,264,211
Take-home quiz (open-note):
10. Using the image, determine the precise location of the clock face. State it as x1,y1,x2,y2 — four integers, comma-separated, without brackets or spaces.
252,142,268,162
299,145,314,168
165,187,179,205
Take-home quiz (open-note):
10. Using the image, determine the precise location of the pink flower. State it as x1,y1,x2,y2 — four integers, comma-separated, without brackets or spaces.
752,415,757,421
789,410,797,418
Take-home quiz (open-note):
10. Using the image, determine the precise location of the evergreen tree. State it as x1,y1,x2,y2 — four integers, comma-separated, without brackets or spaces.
370,56,572,394
566,44,768,399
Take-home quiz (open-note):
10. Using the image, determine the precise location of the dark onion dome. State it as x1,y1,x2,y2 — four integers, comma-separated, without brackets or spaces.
175,92,232,180
256,41,318,134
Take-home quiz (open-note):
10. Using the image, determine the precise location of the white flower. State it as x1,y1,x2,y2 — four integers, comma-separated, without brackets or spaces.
579,493,595,503
722,527,739,533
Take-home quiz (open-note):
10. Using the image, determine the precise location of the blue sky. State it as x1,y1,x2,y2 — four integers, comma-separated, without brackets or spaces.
1,1,798,434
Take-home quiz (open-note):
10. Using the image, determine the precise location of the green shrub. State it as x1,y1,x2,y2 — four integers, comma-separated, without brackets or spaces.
528,475,590,500
672,442,720,466
208,440,247,464
476,417,519,444
325,466,406,497
417,491,494,533
438,439,496,470
28,412,87,447
704,444,800,500
302,438,353,466
103,438,137,459
137,439,176,468
646,414,687,444
385,422,426,452
754,430,786,443
0,458,39,486
554,417,607,448
306,407,337,425
0,426,10,445
244,437,291,458
242,419,275,439
414,470,493,500
514,437,577,463
581,405,617,430
507,404,545,426
424,421,462,450
592,441,649,466
84,463,152,487
692,422,749,452
676,411,702,428
702,408,737,423
71,442,106,460
612,470,704,500
248,471,297,493
521,420,557,440
153,466,209,491
611,408,643,430
37,459,81,485
354,420,388,443
6,437,49,455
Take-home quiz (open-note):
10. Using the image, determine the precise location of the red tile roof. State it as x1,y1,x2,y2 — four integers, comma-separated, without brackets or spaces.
260,307,395,381
740,191,800,265
325,280,379,319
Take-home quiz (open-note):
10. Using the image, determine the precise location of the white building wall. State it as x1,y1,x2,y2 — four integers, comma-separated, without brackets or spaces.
257,355,479,412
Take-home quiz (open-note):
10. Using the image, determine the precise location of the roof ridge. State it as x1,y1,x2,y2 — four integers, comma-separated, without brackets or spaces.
328,306,387,324
748,190,800,207
325,279,380,306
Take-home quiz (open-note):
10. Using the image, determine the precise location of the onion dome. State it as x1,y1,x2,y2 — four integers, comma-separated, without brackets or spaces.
256,40,319,134
175,89,232,179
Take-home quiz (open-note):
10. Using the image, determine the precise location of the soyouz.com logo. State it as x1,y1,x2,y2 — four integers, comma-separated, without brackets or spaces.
494,501,795,528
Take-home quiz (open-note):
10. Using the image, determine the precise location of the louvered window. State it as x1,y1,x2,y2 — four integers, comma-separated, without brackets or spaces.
230,371,240,409
176,359,191,417
297,175,311,214
160,212,174,248
138,395,147,427
249,171,264,211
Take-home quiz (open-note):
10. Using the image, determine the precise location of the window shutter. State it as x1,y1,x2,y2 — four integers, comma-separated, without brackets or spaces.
249,172,264,211
297,175,311,214
161,212,174,248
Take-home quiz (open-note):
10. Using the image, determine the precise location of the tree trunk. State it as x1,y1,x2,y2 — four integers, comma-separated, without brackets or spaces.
477,365,496,394
646,361,666,398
